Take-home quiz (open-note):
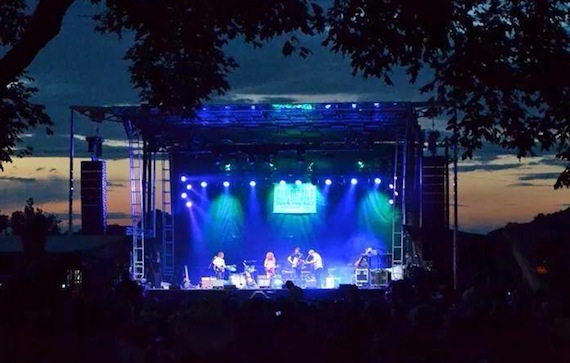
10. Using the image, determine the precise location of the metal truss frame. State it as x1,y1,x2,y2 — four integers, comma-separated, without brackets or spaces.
69,102,422,283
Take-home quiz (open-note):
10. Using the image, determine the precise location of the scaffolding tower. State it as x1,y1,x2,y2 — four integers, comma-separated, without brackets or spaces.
160,152,175,281
125,121,145,280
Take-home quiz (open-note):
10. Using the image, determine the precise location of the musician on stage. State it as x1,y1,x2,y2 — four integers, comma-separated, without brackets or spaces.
212,252,227,280
264,251,277,279
305,249,324,288
354,247,373,268
287,247,304,282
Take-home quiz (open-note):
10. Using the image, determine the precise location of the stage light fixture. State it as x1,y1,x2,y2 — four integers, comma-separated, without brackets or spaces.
223,181,230,187
295,180,302,186
350,178,358,185
374,178,381,185
389,183,394,189
351,103,357,109
181,192,188,199
394,191,399,196
249,180,256,187
180,176,187,182
201,181,208,188
279,180,286,185
186,201,193,208
325,179,332,185
186,184,192,190
389,199,394,205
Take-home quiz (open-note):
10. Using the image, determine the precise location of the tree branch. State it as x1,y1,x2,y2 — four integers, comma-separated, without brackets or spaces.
0,0,75,88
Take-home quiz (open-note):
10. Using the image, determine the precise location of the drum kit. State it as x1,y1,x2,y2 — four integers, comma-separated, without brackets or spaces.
228,260,259,289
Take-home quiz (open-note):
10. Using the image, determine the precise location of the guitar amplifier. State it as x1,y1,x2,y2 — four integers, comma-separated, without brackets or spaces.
354,269,369,285
201,277,214,289
257,275,271,288
370,269,390,286
212,279,225,289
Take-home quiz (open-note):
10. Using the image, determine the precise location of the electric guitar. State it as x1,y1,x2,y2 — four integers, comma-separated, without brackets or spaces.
213,264,237,273
182,265,191,289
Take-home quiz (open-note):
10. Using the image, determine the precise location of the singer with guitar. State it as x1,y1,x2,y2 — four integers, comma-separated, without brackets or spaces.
264,251,277,287
212,251,227,280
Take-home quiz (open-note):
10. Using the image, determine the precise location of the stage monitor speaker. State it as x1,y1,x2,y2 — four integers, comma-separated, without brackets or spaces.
80,161,107,235
422,156,448,230
370,269,391,286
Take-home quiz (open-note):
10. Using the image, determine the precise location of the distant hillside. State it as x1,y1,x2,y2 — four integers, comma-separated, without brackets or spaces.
488,207,570,240
487,207,570,292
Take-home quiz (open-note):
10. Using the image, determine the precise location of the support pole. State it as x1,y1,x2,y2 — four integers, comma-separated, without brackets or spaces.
452,131,459,290
68,109,75,235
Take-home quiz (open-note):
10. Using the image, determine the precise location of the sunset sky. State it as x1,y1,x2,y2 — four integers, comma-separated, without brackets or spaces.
1,2,569,234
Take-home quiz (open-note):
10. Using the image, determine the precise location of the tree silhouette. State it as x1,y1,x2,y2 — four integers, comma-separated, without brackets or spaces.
10,198,60,257
0,211,9,235
324,0,570,187
0,0,324,168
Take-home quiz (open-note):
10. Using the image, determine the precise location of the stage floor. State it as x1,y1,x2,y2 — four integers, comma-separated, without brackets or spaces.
146,286,386,303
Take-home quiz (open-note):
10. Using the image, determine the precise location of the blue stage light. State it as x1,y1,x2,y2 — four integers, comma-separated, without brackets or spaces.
325,104,331,109
394,191,399,196
181,192,187,199
223,181,230,187
180,176,187,182
374,178,381,185
249,180,256,187
351,103,357,109
279,180,286,185
186,184,192,190
389,199,394,205
325,179,332,185
295,180,302,186
201,181,208,188
186,201,192,208
389,183,394,189
350,178,358,185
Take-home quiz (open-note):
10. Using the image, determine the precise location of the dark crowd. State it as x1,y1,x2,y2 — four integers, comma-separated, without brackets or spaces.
1,263,570,363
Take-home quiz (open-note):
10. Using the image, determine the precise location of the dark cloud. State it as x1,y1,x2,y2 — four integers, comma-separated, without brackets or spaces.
107,212,130,220
518,172,562,181
538,157,567,167
457,163,523,173
507,182,539,188
0,177,69,210
23,134,129,159
107,181,126,188
0,176,37,183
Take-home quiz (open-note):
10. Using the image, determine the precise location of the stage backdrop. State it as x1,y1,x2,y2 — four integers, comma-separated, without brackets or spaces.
173,178,394,279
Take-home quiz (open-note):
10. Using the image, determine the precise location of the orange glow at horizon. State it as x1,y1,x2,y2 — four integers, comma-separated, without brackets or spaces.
0,156,569,233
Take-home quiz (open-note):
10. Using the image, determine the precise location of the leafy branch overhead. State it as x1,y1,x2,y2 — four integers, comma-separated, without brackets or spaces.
0,0,324,164
324,0,570,188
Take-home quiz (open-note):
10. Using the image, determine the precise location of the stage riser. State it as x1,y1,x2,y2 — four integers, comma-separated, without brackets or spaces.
146,287,386,303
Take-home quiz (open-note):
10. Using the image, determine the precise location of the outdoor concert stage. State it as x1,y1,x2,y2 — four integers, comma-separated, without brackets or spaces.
69,102,434,286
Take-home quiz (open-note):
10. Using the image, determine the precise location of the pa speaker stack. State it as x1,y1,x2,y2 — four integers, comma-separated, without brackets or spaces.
80,160,107,235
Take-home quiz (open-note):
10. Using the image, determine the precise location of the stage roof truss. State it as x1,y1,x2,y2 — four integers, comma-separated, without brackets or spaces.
70,102,421,153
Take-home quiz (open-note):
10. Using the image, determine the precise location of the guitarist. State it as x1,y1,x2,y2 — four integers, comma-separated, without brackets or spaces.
287,247,304,283
212,252,227,280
